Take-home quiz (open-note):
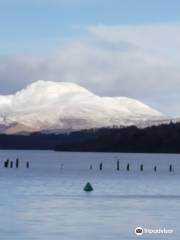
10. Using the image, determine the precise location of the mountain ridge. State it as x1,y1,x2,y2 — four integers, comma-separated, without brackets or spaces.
0,80,166,134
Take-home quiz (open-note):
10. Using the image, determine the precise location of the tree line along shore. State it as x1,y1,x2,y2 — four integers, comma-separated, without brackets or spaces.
0,122,180,153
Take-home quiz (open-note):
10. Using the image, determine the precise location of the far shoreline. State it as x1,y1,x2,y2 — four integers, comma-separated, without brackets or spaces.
0,149,180,155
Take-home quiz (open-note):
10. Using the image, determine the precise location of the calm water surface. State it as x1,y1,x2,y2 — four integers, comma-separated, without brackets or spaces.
0,150,180,240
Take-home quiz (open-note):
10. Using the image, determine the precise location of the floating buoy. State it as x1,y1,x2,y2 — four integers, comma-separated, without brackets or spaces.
83,182,93,192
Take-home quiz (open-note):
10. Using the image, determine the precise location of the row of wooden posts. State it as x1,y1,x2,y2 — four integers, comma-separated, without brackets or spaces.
2,158,174,172
4,158,30,169
90,160,174,172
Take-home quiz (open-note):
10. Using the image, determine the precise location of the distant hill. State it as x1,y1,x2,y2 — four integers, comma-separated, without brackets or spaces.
1,122,180,153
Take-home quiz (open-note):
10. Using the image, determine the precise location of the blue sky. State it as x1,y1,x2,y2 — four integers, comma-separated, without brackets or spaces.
0,0,180,116
0,0,180,54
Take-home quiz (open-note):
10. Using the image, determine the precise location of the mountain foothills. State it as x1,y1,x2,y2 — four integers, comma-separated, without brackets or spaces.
0,80,166,134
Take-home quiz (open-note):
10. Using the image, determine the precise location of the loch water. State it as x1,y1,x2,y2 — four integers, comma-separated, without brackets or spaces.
0,150,179,240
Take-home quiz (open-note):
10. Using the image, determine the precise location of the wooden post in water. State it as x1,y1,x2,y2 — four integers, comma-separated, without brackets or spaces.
99,162,103,171
90,164,93,170
140,164,143,172
4,160,9,168
16,158,19,168
117,160,120,171
10,161,13,168
126,163,130,171
4,161,6,168
169,164,173,172
26,162,29,169
154,166,157,172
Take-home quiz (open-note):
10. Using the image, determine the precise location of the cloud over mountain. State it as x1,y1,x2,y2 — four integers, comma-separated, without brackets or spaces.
0,23,180,116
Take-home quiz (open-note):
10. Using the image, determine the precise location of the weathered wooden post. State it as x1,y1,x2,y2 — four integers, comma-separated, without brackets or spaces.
99,162,103,171
4,161,6,168
4,159,9,168
10,161,13,168
26,162,29,168
169,164,173,172
117,160,120,171
154,166,157,172
90,164,93,170
140,164,143,172
126,163,130,171
16,158,19,168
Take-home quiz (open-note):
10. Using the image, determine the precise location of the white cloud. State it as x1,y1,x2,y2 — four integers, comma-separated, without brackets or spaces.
87,23,180,63
0,23,180,116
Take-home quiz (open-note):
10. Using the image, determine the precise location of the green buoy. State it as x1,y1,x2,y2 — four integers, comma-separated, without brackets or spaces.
83,182,93,192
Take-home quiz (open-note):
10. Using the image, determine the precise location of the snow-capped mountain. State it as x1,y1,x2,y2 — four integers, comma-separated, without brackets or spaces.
0,80,166,134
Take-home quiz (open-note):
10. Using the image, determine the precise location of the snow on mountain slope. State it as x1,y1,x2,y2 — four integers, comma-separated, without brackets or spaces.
0,80,165,133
